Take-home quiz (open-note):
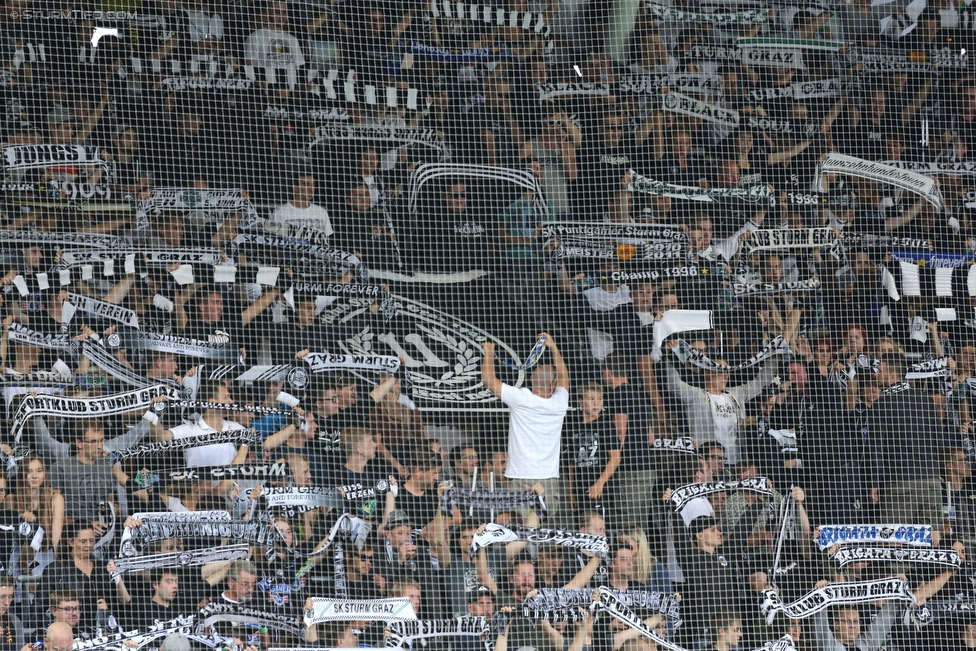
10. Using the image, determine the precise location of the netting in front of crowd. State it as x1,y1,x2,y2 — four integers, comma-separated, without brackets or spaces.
3,2,976,651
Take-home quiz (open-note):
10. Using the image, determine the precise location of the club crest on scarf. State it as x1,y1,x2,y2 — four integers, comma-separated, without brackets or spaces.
318,294,526,403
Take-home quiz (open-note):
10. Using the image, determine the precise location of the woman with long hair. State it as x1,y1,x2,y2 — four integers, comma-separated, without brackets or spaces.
36,524,130,629
6,454,64,572
617,527,671,593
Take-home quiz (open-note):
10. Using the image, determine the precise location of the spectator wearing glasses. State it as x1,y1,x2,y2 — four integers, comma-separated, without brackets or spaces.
46,590,80,637
53,420,127,539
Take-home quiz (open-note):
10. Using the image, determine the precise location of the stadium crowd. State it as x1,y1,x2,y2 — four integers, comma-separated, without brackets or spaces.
4,1,976,651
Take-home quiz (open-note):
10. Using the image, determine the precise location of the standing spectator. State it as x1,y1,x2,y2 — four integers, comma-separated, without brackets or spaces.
663,341,781,464
565,382,621,516
481,333,570,519
8,454,64,573
271,173,333,236
49,423,117,550
867,353,945,547
602,353,655,530
521,112,581,217
147,380,251,468
244,1,306,69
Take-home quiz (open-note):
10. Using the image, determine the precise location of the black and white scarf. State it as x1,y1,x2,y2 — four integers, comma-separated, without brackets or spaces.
122,331,239,361
630,171,774,204
644,3,768,23
82,342,175,389
760,578,915,623
470,523,609,559
109,544,250,578
303,352,401,374
110,428,257,461
654,437,698,454
196,603,302,637
726,278,822,298
523,588,681,623
818,153,944,211
426,1,554,52
304,597,417,624
907,357,950,380
833,547,961,568
497,335,548,372
440,487,546,515
620,73,723,96
64,293,139,327
11,385,175,440
814,524,933,550
165,462,289,483
750,77,860,103
535,83,611,101
685,44,807,70
541,222,686,243
120,518,276,559
309,125,448,161
740,228,839,256
671,337,790,372
262,486,348,510
6,324,73,350
597,590,684,651
0,230,128,249
660,91,740,128
609,267,709,283
670,477,775,510
2,144,107,170
904,600,976,627
388,617,490,649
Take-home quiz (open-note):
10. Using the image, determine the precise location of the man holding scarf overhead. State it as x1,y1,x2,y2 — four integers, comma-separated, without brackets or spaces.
481,333,570,522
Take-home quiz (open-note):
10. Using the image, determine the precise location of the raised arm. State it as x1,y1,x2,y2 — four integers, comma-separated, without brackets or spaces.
480,341,504,397
544,333,570,392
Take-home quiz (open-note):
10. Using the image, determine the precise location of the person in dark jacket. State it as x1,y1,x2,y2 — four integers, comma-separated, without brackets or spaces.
867,353,945,546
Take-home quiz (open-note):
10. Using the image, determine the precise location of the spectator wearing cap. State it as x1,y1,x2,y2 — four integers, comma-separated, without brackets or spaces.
663,339,781,466
375,509,445,618
679,515,741,646
271,173,333,237
244,1,305,69
481,333,570,521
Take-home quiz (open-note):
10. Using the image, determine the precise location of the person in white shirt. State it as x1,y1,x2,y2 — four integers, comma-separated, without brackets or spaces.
147,379,250,468
243,1,305,69
480,332,570,519
271,173,333,236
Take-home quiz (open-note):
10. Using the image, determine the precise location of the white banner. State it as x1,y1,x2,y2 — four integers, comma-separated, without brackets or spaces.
661,91,739,127
304,598,418,624
819,153,943,211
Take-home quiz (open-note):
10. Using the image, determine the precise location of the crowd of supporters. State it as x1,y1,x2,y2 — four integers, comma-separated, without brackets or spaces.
3,1,976,651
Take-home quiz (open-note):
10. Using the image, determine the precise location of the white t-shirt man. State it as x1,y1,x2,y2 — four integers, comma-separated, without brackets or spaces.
500,384,569,479
271,202,333,236
244,29,305,68
709,393,739,465
169,417,243,467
